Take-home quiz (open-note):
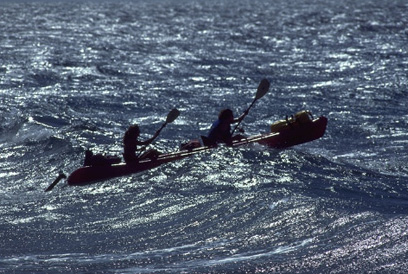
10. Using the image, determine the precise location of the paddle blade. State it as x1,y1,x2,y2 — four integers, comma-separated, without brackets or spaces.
165,108,180,123
255,78,270,100
45,173,66,192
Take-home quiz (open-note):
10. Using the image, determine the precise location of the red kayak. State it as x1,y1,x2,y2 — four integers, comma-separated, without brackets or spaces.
67,111,327,186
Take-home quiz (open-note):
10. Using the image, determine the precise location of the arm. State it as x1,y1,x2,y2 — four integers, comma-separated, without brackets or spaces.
138,129,160,146
233,109,249,124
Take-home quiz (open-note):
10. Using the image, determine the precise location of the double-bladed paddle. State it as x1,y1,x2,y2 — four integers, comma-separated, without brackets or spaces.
231,78,270,135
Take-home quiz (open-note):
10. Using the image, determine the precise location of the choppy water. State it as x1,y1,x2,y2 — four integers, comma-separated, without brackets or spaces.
1,0,408,273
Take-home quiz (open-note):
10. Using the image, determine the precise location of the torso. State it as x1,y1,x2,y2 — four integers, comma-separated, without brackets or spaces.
208,119,232,143
123,135,139,163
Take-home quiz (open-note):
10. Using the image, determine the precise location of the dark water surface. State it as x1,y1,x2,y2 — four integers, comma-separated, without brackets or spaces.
1,0,408,273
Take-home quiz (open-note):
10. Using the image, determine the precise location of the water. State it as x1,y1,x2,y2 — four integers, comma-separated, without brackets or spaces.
1,0,408,273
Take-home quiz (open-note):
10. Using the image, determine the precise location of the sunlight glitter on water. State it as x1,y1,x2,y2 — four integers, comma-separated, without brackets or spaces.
1,0,408,273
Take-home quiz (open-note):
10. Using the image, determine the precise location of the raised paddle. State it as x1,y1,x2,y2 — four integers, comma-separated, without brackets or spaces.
231,78,270,135
159,108,180,131
137,108,180,155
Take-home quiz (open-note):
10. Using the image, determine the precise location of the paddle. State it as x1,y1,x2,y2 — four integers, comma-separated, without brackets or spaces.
137,108,180,155
44,172,66,192
231,78,270,135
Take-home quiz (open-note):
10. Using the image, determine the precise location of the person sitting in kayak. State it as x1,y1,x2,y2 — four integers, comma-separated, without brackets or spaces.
204,108,247,146
123,124,160,163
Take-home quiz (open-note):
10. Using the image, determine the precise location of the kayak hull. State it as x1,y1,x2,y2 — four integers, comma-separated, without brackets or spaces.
67,147,210,186
67,115,327,186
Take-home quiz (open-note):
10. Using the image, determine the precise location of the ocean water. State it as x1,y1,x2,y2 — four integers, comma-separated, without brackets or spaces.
1,0,408,273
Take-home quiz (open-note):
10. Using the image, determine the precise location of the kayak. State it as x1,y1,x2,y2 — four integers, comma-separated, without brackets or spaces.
67,132,279,186
67,111,327,186
67,112,327,185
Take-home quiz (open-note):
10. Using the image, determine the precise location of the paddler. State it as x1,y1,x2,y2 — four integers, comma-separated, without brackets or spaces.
205,108,247,146
123,124,160,163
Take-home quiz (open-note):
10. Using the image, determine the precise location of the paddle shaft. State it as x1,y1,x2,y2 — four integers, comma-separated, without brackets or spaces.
137,108,179,156
231,79,270,136
231,98,257,135
44,173,66,192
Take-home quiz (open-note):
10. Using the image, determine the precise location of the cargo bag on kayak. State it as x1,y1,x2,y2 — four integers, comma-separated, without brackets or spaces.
270,110,314,133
